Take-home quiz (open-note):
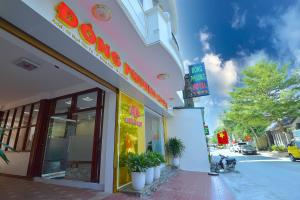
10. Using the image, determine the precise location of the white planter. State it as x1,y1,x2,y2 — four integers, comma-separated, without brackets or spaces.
172,157,180,167
131,172,145,191
145,167,154,185
154,166,161,180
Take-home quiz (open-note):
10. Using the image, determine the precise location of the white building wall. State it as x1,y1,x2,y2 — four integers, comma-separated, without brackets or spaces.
167,109,210,172
0,152,30,176
118,0,184,75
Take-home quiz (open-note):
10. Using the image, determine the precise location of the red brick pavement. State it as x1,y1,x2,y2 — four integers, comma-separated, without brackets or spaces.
0,176,109,200
0,171,234,200
105,171,235,200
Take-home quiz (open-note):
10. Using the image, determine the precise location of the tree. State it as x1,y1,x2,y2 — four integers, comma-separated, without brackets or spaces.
223,61,300,146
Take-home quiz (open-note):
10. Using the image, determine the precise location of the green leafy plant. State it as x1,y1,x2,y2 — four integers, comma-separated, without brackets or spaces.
152,152,165,164
0,128,14,164
125,153,147,173
142,152,156,168
165,137,185,158
271,145,287,152
144,151,165,167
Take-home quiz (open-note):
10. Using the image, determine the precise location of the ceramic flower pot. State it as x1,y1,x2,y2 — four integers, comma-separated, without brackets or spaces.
172,157,180,167
145,167,154,185
131,172,146,190
154,166,161,180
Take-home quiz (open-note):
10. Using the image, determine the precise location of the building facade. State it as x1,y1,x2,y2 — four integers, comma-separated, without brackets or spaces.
0,0,208,193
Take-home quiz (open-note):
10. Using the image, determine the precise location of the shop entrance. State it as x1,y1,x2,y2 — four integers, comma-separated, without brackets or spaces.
145,108,165,155
42,89,104,182
0,27,106,184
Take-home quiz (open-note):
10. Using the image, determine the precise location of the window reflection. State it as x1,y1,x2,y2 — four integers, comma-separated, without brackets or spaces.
55,98,72,114
76,92,97,110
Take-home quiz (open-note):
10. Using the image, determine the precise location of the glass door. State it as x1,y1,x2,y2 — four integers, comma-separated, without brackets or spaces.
42,114,75,179
42,90,104,182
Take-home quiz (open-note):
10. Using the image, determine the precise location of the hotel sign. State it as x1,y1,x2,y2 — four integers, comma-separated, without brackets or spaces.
188,63,209,97
53,2,167,108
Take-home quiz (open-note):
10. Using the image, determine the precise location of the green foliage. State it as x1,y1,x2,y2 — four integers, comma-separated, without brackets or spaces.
125,153,147,173
152,152,165,164
142,151,164,167
222,61,300,142
271,145,287,152
165,137,185,158
210,136,218,144
0,128,14,164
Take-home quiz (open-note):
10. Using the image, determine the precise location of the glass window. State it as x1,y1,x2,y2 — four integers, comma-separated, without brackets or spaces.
76,92,97,110
0,111,8,127
43,110,97,182
145,111,164,155
5,110,15,128
21,105,31,127
16,128,27,151
8,129,18,150
55,98,72,114
48,115,68,138
1,130,9,150
13,107,23,128
25,127,36,151
30,103,40,125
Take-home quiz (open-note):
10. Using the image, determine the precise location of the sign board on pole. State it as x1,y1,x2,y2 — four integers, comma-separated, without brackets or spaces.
188,63,209,98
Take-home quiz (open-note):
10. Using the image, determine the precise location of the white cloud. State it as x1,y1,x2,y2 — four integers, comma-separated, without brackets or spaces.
231,4,247,29
272,1,300,65
193,57,200,62
199,31,211,52
183,59,191,74
202,53,238,96
240,50,269,68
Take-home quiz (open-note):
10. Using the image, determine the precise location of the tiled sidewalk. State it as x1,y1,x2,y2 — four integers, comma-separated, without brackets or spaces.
0,171,234,200
0,176,109,200
105,171,235,200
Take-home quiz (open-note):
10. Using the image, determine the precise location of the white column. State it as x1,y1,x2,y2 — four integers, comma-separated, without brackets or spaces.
143,0,153,11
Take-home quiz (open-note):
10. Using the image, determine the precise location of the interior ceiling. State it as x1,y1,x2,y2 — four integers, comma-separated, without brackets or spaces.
0,36,84,106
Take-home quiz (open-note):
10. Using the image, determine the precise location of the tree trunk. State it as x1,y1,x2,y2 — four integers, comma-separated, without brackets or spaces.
264,132,271,148
250,127,260,148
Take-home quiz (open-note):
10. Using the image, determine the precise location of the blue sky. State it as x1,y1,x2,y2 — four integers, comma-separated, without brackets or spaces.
176,0,300,133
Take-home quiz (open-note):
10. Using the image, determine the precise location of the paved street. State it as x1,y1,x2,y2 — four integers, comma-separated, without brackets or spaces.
211,149,300,200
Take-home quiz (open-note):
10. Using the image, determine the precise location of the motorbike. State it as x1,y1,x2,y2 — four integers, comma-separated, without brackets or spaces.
212,154,236,173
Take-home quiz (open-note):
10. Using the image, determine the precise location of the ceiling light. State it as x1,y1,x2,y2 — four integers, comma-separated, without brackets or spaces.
34,109,39,112
65,100,72,105
157,73,170,80
92,4,112,21
24,112,30,115
82,97,94,102
15,58,40,71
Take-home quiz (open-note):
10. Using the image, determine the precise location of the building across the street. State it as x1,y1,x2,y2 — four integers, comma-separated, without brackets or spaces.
0,0,209,193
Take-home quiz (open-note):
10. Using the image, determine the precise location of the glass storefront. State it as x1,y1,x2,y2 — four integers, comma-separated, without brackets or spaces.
116,92,145,187
0,102,40,152
42,89,104,182
115,92,165,189
145,110,165,155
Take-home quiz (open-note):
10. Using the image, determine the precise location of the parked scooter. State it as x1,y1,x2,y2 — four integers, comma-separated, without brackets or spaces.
212,154,236,173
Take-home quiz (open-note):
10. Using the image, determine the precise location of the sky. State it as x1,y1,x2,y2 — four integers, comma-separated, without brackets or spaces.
176,0,300,134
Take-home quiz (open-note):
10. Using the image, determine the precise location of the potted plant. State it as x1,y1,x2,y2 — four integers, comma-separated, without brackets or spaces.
151,152,165,180
125,153,147,190
143,152,155,185
165,137,185,167
0,128,13,164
